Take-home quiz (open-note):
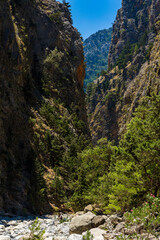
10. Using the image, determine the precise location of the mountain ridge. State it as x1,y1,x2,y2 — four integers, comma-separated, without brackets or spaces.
87,0,160,144
84,28,112,87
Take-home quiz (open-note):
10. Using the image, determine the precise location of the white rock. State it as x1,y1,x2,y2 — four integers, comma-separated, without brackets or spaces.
0,236,11,240
69,212,95,234
92,215,105,227
84,204,93,213
14,235,30,240
68,234,82,240
8,220,18,226
114,222,125,233
53,237,67,240
83,228,106,240
0,225,5,231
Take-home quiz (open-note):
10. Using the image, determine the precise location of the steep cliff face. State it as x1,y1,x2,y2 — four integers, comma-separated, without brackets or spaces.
108,0,160,68
84,28,112,87
0,0,88,214
87,0,160,144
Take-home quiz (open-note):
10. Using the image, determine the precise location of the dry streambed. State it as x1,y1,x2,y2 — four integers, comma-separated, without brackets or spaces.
0,209,159,240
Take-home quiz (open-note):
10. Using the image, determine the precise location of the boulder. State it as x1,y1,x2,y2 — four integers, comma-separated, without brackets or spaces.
0,225,5,231
84,205,93,213
113,222,125,233
69,212,95,234
103,233,121,239
124,223,144,235
83,228,106,240
92,216,105,228
0,237,10,240
94,208,104,215
70,211,84,220
68,234,82,240
108,215,122,227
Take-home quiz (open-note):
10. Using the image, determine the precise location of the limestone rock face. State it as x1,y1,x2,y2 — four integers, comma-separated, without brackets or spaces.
87,0,160,144
108,0,160,68
0,0,88,214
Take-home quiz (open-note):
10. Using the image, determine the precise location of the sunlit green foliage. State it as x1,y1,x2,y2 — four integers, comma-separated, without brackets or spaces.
68,139,116,210
123,194,160,238
107,93,160,212
23,217,45,240
82,230,93,240
84,28,112,88
30,92,160,212
67,93,160,212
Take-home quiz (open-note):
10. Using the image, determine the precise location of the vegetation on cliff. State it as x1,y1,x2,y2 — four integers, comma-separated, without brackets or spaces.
0,0,160,219
67,94,160,213
0,0,89,214
87,0,160,144
84,28,112,88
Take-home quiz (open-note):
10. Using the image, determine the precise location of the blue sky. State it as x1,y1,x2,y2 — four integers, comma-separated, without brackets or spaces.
59,0,122,39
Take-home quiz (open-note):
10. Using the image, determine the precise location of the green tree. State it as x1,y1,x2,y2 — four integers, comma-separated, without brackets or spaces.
107,93,160,212
69,139,116,210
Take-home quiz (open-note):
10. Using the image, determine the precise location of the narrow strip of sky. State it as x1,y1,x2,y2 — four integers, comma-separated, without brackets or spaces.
59,0,121,40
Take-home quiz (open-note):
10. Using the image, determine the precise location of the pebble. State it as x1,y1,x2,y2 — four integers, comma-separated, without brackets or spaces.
0,237,11,240
0,214,83,240
0,213,158,240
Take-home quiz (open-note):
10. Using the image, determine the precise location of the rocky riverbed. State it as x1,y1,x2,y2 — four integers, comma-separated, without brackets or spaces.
0,213,71,240
0,209,159,240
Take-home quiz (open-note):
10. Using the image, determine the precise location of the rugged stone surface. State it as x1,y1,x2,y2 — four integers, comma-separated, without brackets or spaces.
92,216,105,228
84,28,112,87
0,213,158,240
84,204,94,213
83,228,106,240
0,0,89,214
69,212,95,234
69,212,106,234
87,0,160,144
108,0,160,68
0,214,69,240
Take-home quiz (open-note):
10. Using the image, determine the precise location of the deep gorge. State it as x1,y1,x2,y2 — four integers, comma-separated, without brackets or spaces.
0,0,160,229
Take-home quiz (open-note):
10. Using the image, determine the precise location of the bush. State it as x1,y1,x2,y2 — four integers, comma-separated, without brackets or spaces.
107,93,160,212
23,217,45,240
82,230,93,240
49,12,62,24
43,48,64,95
124,194,160,238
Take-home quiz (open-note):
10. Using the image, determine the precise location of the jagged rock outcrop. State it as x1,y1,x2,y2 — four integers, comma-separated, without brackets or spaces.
84,28,112,87
0,0,89,214
87,0,160,144
108,0,160,68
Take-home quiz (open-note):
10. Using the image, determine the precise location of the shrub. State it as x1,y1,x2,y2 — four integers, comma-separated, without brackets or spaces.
43,48,64,95
23,217,45,240
124,194,160,238
107,93,160,212
49,12,62,24
82,230,93,240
